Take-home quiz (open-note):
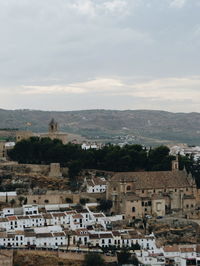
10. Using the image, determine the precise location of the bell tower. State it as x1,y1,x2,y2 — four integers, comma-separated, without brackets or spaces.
49,118,58,134
172,155,179,171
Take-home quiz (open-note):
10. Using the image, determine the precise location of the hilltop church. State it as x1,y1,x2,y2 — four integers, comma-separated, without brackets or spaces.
16,119,68,144
106,157,198,220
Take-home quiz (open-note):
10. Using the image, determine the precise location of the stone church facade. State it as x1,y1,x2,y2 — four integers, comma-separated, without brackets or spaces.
106,158,197,220
16,119,68,144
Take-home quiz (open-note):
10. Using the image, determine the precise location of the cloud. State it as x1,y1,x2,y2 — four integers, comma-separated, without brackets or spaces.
18,76,200,104
21,78,124,95
66,0,131,17
103,0,128,14
0,0,199,112
67,0,96,17
170,0,187,8
122,76,200,102
21,85,86,95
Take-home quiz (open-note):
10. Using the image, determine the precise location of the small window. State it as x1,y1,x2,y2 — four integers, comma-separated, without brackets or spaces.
132,207,135,212
127,186,131,191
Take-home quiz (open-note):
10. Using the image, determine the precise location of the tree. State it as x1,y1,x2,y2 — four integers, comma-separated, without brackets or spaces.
80,198,89,205
18,196,26,206
68,160,82,179
24,197,28,205
10,199,16,207
117,248,131,265
98,199,113,212
83,253,105,266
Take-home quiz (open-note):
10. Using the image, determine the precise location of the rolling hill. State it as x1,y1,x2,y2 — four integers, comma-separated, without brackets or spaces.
0,109,200,145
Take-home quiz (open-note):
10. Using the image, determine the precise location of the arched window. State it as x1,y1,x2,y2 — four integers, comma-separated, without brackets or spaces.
127,186,131,191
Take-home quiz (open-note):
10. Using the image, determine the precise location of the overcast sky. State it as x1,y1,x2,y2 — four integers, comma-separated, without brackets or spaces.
0,0,200,112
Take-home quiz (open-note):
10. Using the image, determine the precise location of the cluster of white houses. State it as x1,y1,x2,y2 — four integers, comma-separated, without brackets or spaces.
0,203,157,250
0,226,156,250
135,245,200,266
0,203,200,265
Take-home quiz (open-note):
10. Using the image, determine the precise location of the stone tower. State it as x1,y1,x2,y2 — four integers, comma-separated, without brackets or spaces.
172,155,179,171
48,118,58,134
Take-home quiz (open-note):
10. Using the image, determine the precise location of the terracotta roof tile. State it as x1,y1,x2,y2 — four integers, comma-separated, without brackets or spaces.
163,246,179,252
111,171,190,189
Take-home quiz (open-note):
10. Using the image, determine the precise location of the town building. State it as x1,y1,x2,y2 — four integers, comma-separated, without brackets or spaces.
16,119,68,144
106,158,197,220
86,177,107,193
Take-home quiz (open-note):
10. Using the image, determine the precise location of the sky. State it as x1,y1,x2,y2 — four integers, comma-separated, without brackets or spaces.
0,0,200,112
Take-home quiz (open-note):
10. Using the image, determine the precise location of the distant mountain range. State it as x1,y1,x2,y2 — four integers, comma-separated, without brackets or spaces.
0,109,200,145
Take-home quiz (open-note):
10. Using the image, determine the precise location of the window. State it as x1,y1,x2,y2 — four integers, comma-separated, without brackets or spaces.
142,202,144,206
142,190,144,193
132,207,135,212
127,186,131,191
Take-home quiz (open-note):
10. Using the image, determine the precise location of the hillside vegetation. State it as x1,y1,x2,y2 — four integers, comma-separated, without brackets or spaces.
1,109,200,145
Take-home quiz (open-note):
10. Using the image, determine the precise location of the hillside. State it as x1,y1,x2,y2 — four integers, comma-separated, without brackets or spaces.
0,109,200,145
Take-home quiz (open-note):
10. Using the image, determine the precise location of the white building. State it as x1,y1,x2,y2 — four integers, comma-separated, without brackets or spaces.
86,177,107,193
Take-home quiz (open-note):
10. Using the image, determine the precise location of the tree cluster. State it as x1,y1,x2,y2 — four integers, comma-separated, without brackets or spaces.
8,137,195,179
10,137,174,168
